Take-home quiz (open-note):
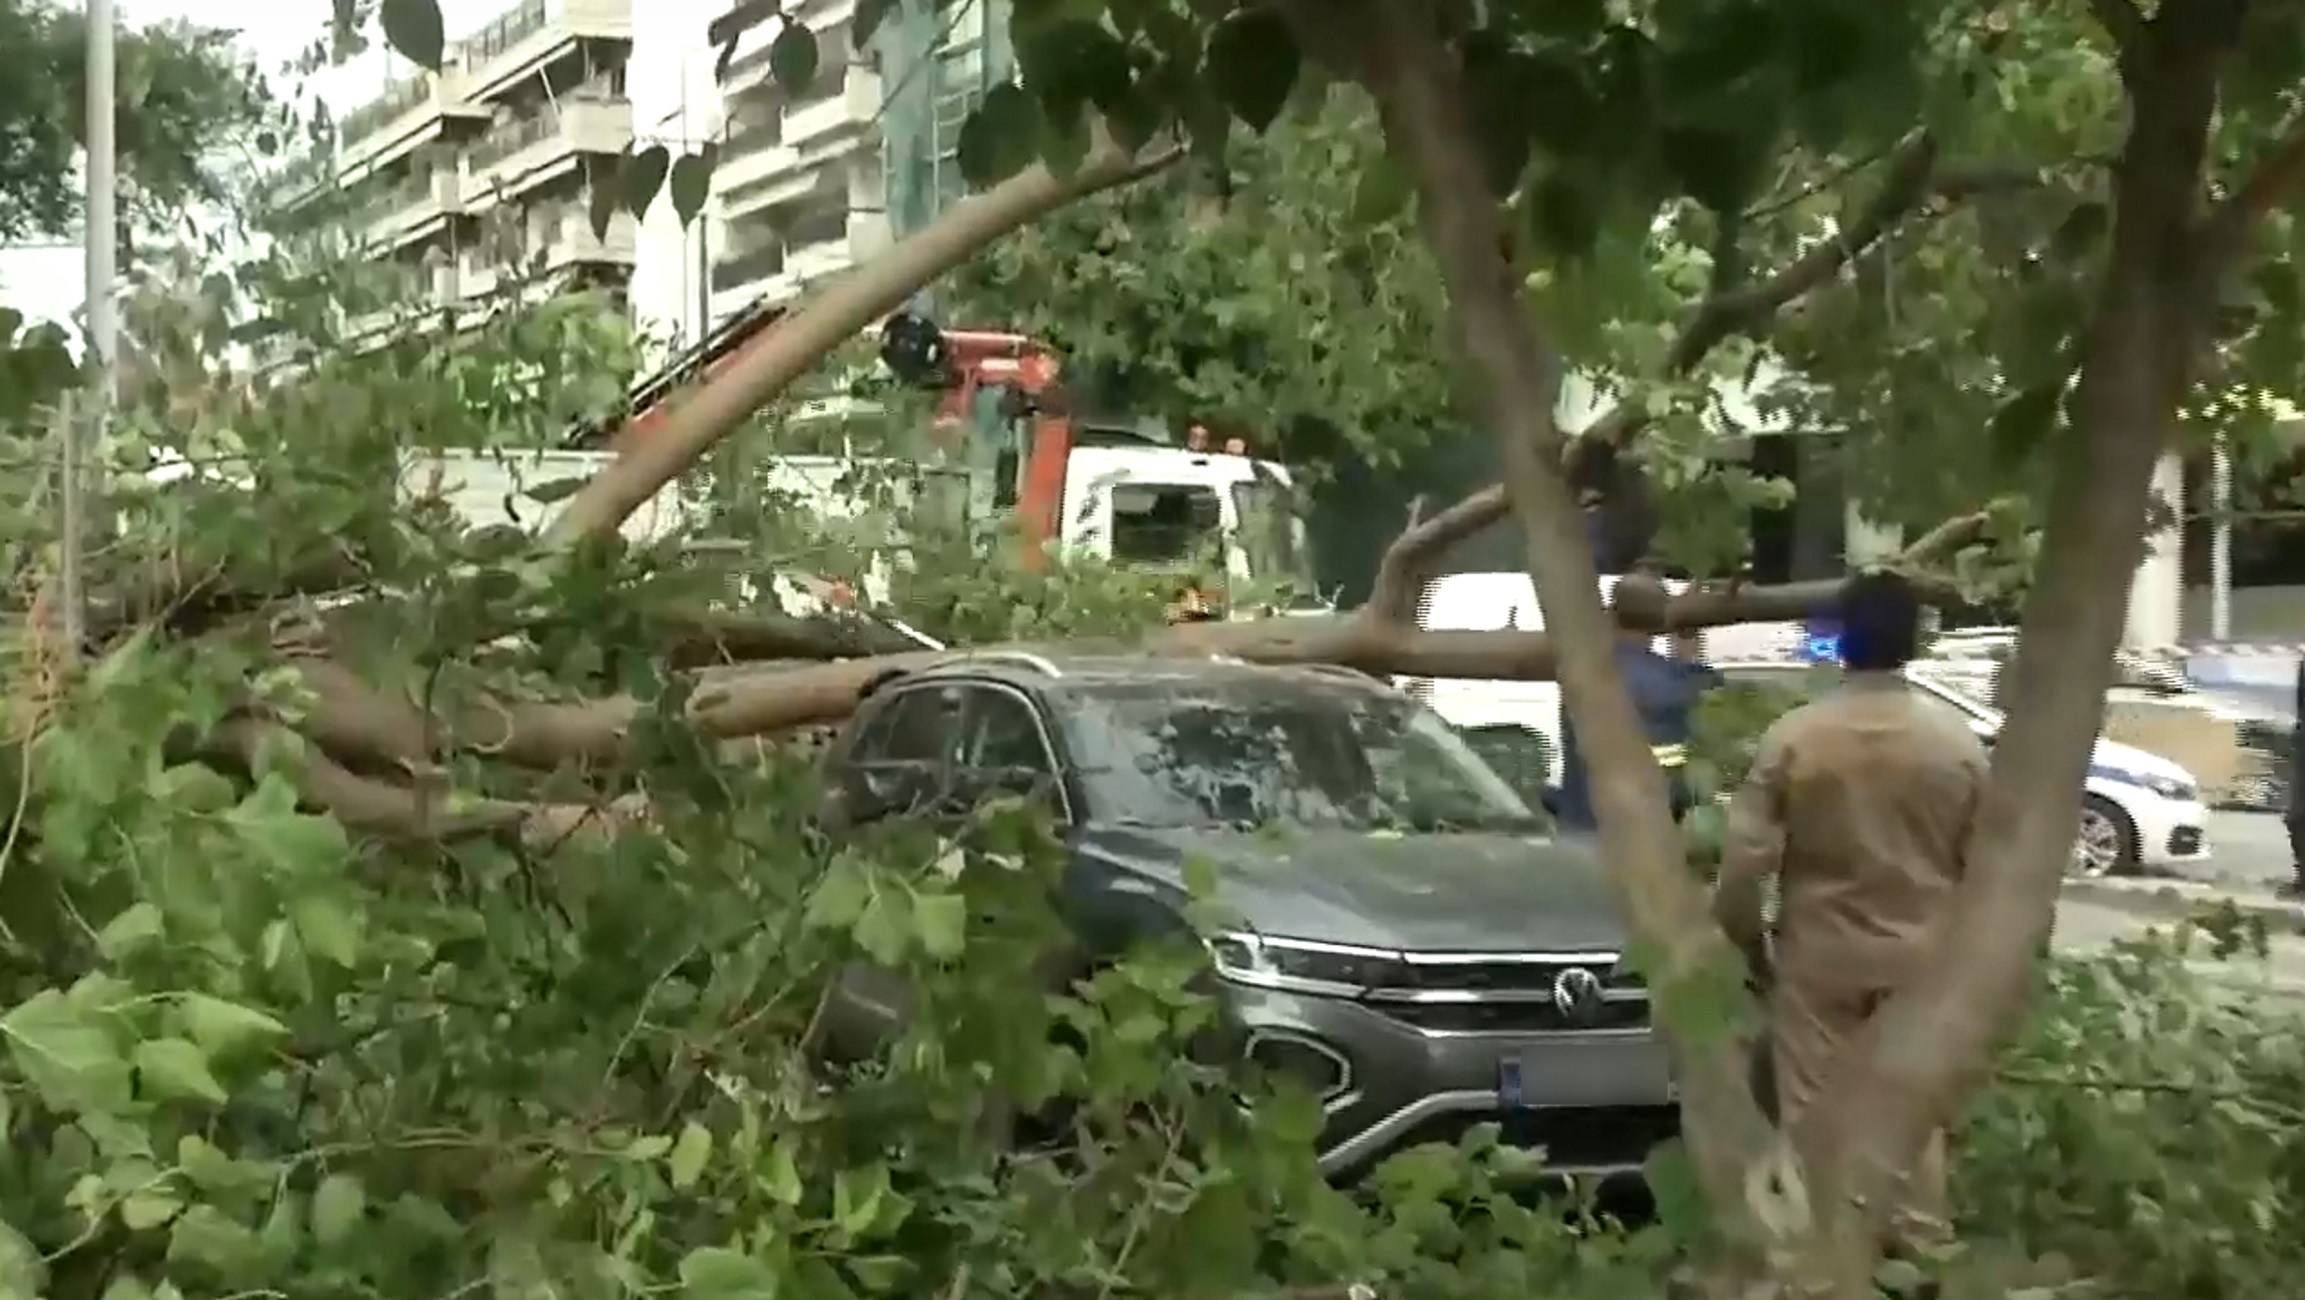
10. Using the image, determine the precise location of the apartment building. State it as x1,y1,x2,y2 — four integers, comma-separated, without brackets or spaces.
704,0,1012,320
705,0,886,322
281,0,641,332
276,0,1018,355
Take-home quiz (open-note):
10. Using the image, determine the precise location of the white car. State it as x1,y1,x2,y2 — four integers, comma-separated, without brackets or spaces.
1713,661,2209,878
1420,656,2210,879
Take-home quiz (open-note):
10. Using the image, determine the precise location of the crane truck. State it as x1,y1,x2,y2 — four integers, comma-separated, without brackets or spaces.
406,300,1322,617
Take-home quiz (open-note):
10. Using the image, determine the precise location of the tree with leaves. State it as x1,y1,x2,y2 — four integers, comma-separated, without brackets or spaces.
9,0,2305,1297
0,0,271,242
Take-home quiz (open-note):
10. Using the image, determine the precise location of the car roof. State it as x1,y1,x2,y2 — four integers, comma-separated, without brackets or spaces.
893,651,1394,700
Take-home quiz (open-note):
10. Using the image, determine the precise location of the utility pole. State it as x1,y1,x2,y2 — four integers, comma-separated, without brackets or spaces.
62,0,121,665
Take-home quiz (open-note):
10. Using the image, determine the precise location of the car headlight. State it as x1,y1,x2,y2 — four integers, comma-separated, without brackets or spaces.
1206,932,1413,995
2090,764,2197,802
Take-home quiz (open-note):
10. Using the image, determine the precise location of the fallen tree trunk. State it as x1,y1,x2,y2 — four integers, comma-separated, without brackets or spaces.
268,500,1990,805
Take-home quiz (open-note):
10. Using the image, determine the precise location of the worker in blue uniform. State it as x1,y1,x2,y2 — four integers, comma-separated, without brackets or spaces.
1551,573,1724,832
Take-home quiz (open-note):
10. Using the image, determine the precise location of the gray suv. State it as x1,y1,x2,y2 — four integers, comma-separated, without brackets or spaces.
811,652,1676,1182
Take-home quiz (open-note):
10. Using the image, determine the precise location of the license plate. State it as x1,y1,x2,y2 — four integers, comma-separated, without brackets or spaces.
1498,1057,1530,1110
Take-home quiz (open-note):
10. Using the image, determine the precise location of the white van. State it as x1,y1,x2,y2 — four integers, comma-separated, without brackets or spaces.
1401,570,1806,790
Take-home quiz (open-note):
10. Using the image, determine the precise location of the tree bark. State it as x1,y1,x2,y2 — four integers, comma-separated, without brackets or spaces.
1315,0,1783,1280
1799,10,2241,1294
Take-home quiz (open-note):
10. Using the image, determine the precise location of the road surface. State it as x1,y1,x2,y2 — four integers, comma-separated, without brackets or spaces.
2056,809,2305,997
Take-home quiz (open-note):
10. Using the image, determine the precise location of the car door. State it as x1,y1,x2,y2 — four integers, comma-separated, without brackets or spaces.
815,682,966,1065
953,684,1069,817
826,682,966,828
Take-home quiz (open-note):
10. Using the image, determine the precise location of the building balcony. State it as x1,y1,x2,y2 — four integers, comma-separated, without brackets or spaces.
360,167,466,253
464,96,634,209
459,0,634,103
336,65,491,177
708,228,856,319
785,71,877,150
719,131,872,223
710,241,786,295
460,209,638,300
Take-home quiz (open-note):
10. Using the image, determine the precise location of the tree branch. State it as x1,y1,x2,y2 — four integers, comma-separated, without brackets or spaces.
1385,140,2040,561
2203,104,2305,271
546,133,1187,546
215,719,637,849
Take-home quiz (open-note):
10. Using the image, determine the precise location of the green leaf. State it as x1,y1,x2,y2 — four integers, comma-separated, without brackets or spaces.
852,887,912,965
134,1038,227,1105
671,147,718,227
910,889,967,959
177,994,290,1060
1205,9,1300,134
804,856,874,930
228,780,352,876
0,1219,41,1298
291,895,362,968
770,24,822,94
957,84,1042,190
622,145,672,218
762,1139,803,1206
668,1122,713,1190
679,1247,780,1299
312,1172,367,1246
2,989,129,1109
378,0,446,71
120,1184,185,1231
832,1164,888,1238
96,902,165,962
166,1204,264,1278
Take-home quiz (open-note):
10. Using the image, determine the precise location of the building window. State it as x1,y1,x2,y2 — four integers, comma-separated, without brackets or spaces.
786,203,847,250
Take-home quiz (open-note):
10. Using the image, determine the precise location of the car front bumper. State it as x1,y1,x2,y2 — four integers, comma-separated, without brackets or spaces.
1219,981,1679,1182
2127,794,2212,868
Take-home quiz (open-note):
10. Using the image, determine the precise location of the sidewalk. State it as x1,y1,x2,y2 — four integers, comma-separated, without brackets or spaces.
2062,873,2305,932
2056,877,2305,1000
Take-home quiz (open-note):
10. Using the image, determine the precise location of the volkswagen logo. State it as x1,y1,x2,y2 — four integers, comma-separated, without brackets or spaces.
1551,966,1605,1026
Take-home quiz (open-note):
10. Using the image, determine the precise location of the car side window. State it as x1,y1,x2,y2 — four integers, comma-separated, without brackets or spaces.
854,686,964,766
957,687,1063,810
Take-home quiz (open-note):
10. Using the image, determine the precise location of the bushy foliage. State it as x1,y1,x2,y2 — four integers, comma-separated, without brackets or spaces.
2,256,2304,1300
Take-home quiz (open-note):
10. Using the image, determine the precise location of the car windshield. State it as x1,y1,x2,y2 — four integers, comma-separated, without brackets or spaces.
1061,679,1546,834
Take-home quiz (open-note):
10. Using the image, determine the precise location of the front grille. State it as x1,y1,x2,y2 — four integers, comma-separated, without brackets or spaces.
1380,1105,1680,1172
1382,959,1643,996
1362,957,1648,1034
1373,1000,1650,1034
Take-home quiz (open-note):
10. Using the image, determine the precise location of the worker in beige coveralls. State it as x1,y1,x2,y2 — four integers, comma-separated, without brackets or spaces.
1711,571,1988,1256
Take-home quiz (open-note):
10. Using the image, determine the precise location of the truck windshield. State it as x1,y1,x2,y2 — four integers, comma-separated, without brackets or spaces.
1111,483,1225,566
1230,478,1317,598
1063,679,1545,834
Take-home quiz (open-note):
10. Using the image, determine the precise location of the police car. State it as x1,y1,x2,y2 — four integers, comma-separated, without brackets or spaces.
1405,573,2209,877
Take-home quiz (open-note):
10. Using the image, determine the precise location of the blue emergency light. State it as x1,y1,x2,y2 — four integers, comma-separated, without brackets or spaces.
1798,619,1843,664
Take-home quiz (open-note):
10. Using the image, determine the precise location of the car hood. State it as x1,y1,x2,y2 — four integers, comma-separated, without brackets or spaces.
1955,715,2201,789
1076,824,1627,955
2088,735,2198,787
